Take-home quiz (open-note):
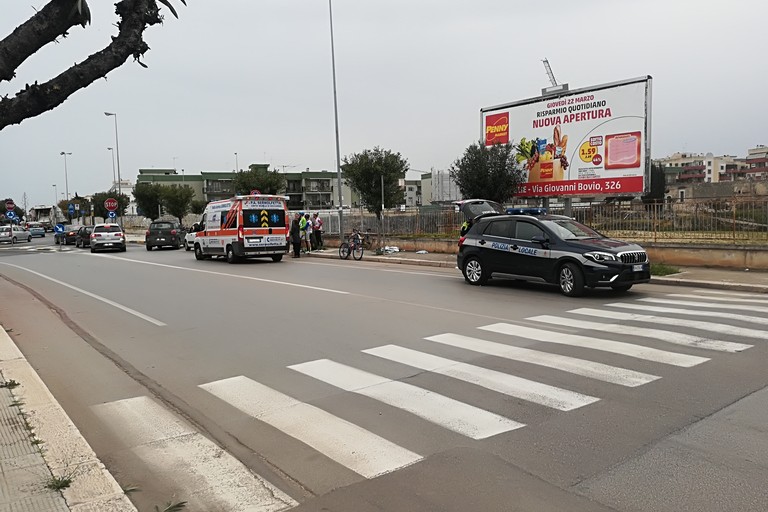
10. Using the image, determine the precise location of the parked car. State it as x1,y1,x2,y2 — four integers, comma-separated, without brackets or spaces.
145,221,184,250
75,226,94,248
457,212,650,297
54,225,81,245
0,225,32,244
183,223,202,251
90,223,126,253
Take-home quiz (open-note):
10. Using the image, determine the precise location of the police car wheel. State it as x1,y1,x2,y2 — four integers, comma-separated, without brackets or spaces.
558,263,585,297
463,257,488,285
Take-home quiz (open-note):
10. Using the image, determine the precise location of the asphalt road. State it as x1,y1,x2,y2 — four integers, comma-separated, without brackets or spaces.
0,237,766,511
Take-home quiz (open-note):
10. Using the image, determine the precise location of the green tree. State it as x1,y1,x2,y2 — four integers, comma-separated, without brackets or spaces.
91,191,129,219
133,183,164,220
450,140,525,203
161,185,195,224
342,147,408,247
233,165,286,195
0,0,186,131
190,199,206,215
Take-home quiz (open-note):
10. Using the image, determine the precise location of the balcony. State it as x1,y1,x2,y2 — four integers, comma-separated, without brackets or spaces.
681,164,706,171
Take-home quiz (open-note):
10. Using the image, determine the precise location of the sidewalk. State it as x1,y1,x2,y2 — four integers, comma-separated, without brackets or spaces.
2,244,765,512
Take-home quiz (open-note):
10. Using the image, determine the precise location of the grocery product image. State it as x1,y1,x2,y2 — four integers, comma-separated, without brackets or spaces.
605,131,641,169
525,124,569,182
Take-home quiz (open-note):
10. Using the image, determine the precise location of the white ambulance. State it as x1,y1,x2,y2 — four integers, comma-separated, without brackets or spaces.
192,194,290,263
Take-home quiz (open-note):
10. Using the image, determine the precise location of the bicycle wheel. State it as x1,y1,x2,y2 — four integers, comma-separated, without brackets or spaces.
352,244,363,260
339,242,350,260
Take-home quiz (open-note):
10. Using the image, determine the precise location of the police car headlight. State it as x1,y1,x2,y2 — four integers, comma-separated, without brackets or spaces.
584,251,618,262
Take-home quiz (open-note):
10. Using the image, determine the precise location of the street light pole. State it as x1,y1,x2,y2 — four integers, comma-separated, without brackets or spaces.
328,0,344,241
234,152,239,172
59,152,71,201
52,185,57,220
108,147,117,188
104,112,123,225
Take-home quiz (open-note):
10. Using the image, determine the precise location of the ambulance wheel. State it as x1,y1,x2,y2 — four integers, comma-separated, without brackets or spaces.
194,244,205,261
271,254,283,262
226,245,239,264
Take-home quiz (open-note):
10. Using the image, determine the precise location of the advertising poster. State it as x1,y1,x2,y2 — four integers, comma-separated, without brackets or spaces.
482,77,651,197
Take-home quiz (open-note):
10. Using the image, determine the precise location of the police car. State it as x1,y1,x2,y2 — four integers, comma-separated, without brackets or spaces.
457,209,650,297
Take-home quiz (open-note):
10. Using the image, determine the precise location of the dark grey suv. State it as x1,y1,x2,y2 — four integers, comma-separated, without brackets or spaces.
457,213,650,296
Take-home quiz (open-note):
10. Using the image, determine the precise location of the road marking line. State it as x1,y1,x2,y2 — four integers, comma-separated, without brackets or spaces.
424,333,658,387
200,376,421,478
638,297,768,314
92,396,296,511
478,323,709,367
602,304,768,336
531,314,751,353
0,262,165,326
667,293,768,304
289,359,525,439
75,253,349,295
362,345,598,411
303,260,462,279
690,289,768,299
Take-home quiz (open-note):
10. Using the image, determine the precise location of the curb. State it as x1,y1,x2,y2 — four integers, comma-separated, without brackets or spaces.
0,327,137,512
306,252,768,293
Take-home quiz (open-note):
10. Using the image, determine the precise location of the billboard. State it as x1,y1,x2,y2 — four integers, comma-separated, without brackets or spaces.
481,76,652,197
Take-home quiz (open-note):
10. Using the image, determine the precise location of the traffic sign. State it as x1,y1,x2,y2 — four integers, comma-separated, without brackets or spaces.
104,198,118,212
5,211,17,220
67,203,75,215
108,211,117,219
74,203,80,211
54,224,65,233
5,200,14,211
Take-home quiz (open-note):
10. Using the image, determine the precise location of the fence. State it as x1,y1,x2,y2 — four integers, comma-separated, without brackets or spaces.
319,197,768,245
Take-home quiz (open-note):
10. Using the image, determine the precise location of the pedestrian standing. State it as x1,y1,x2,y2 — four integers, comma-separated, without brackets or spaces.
299,212,308,253
312,212,323,250
304,212,313,252
290,213,301,258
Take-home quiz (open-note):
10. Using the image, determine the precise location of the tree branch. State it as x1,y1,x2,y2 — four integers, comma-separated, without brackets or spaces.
0,0,162,131
0,0,88,83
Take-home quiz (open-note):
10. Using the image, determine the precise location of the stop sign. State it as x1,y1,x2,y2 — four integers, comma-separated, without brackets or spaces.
104,198,118,211
5,200,14,211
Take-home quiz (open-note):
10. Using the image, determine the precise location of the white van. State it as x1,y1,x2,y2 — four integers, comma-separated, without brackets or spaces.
192,194,289,263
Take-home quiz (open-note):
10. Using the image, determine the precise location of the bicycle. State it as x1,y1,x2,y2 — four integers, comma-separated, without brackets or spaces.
338,229,364,260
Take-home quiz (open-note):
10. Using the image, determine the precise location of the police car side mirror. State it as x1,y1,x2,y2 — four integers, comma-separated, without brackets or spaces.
531,235,549,247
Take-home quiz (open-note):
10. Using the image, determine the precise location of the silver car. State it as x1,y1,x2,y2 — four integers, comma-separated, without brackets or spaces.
90,223,126,253
0,225,32,244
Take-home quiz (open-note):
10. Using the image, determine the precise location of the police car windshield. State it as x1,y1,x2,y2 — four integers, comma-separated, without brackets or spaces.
541,219,603,240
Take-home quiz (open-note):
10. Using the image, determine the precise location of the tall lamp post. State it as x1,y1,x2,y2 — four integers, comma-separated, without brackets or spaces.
328,0,344,242
52,185,57,221
107,147,117,188
59,152,71,201
104,112,123,224
234,152,239,172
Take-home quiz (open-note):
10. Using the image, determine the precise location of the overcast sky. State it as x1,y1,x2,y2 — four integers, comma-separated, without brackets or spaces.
1,0,766,208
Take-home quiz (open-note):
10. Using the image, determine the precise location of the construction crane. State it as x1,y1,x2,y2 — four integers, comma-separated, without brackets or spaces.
542,58,558,87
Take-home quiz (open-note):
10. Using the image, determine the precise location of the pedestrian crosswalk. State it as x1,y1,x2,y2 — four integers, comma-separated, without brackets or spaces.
91,289,768,507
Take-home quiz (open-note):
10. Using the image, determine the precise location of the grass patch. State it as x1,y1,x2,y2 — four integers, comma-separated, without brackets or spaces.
651,263,680,276
0,379,20,389
46,475,73,491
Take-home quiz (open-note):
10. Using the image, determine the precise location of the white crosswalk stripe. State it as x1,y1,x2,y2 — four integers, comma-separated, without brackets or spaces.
668,293,768,304
608,302,768,327
638,297,768,314
690,289,768,299
200,375,422,478
362,345,599,411
531,313,752,353
288,359,524,439
478,323,710,367
424,333,659,387
92,396,297,511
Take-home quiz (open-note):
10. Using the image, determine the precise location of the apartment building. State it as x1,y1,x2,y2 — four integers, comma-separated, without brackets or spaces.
656,152,740,184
